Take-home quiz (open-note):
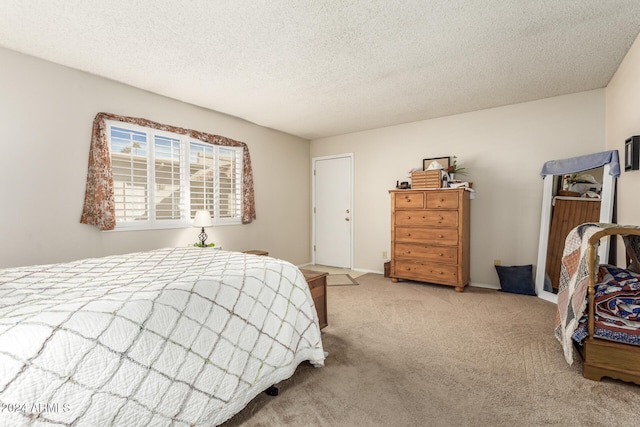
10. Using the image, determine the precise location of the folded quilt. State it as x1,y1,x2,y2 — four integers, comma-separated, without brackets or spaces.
555,223,618,364
572,264,640,346
595,267,640,326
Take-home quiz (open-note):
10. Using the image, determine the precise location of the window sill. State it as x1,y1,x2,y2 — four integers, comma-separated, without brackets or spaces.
104,220,242,232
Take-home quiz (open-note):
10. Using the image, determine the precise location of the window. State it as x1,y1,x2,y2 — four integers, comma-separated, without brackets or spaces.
107,120,243,229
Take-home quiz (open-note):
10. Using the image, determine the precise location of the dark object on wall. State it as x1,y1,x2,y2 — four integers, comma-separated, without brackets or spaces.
495,264,536,296
625,136,639,171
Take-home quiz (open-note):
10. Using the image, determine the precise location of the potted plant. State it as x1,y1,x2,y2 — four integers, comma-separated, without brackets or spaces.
446,156,467,179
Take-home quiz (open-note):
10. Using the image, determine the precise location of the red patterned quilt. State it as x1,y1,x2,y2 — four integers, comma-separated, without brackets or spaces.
572,264,640,346
555,223,618,365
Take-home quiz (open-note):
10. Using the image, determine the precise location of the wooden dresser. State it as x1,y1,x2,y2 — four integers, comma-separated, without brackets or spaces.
389,188,471,292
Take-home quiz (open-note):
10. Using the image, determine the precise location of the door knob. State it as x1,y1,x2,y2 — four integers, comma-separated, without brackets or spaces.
345,217,350,221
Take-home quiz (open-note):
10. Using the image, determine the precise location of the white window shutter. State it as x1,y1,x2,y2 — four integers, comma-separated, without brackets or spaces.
107,121,243,230
110,126,149,223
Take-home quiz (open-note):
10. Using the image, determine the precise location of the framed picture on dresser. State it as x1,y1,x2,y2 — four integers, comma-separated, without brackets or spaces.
423,156,450,171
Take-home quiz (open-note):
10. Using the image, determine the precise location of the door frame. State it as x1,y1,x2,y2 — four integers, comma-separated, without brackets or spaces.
311,153,355,268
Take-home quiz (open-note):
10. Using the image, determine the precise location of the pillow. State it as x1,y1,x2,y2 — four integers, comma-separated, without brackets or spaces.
495,264,536,296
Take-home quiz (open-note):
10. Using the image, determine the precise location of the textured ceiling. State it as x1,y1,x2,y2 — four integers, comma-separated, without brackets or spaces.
1,1,640,139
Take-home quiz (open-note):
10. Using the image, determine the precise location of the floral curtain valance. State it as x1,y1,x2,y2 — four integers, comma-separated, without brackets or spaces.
80,112,256,231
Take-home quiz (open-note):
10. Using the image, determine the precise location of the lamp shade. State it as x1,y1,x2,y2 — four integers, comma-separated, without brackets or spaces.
193,210,213,227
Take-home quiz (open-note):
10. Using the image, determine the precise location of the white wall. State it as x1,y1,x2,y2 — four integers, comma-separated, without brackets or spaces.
0,44,614,287
606,33,640,229
0,47,311,268
311,90,606,286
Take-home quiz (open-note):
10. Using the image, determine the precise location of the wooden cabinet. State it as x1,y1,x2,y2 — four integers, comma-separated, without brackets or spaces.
389,189,471,292
300,269,328,329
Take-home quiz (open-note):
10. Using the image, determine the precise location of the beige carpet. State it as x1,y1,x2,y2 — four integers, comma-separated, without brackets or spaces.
222,273,640,427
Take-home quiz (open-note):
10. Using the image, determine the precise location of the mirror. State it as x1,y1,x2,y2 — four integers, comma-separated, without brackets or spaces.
535,151,619,303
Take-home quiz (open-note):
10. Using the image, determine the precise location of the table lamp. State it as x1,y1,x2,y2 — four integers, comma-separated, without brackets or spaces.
193,210,213,247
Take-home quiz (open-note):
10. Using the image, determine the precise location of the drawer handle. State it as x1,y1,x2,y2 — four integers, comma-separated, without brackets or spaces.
407,216,412,220
439,271,444,275
407,233,412,237
439,198,444,202
439,253,444,257
439,234,444,238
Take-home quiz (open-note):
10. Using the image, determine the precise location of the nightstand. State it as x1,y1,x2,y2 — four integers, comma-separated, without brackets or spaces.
300,269,328,329
243,250,269,256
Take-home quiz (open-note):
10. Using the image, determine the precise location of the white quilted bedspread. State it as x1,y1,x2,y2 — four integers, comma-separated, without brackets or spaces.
0,248,324,426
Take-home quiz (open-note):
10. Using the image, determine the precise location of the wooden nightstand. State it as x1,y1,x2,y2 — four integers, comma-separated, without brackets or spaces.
243,250,269,256
300,269,328,329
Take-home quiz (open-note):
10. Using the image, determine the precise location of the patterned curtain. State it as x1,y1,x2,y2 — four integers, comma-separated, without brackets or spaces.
80,112,256,230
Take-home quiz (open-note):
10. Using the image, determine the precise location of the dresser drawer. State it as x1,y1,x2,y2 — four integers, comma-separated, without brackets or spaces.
394,227,458,245
426,192,459,209
394,243,457,264
394,260,458,285
395,210,458,227
393,192,425,209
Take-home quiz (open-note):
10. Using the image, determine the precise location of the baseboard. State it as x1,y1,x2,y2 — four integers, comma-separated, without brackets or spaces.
469,282,499,290
296,265,498,288
296,263,384,275
352,267,384,275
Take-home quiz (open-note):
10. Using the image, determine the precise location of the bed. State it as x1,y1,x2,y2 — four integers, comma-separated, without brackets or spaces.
0,247,325,426
555,223,640,385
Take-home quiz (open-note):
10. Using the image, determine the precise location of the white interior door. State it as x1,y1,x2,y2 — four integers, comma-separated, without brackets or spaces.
313,154,353,268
